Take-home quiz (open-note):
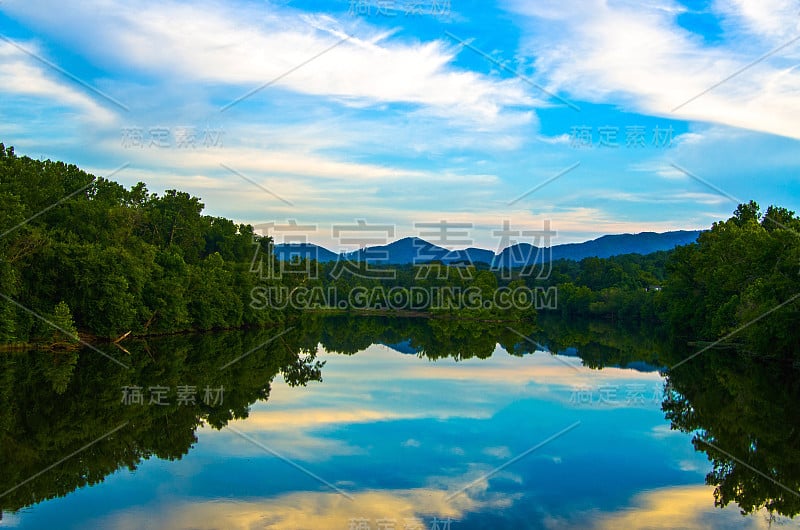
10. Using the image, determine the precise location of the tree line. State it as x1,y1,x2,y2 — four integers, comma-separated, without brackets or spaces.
1,142,798,361
0,143,284,344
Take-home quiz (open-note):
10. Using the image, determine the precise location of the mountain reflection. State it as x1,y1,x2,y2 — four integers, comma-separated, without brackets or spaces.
1,315,798,522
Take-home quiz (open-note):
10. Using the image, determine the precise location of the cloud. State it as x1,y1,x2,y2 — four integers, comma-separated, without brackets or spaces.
506,0,800,139
649,424,681,439
0,39,117,124
624,124,800,214
482,446,512,459
4,0,794,242
596,191,730,205
204,424,362,461
92,487,503,530
230,407,423,432
2,0,538,125
718,0,800,42
590,485,779,529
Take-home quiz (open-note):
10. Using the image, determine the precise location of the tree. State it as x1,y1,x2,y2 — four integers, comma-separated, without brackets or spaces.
733,200,760,227
663,201,800,358
50,301,78,347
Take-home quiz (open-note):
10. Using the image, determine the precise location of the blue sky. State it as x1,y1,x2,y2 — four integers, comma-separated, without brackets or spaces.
0,0,798,248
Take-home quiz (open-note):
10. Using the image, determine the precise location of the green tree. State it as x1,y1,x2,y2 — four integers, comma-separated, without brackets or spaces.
50,301,79,346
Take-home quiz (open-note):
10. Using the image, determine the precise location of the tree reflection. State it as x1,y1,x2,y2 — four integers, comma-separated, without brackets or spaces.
0,315,541,516
662,348,800,518
3,315,798,522
303,314,540,361
0,327,323,516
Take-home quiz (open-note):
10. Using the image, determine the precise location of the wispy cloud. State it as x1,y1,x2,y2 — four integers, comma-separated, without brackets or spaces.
506,0,800,139
0,39,118,124
2,0,538,124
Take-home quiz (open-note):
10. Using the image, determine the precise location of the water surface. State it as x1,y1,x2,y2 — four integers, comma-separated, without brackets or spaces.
1,316,796,529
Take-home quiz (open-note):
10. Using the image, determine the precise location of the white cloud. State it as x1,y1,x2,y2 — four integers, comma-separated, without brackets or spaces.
596,191,730,205
482,445,512,459
590,485,780,529
2,0,538,125
5,0,793,240
624,124,800,212
506,0,800,139
717,0,800,42
649,424,680,439
0,39,117,124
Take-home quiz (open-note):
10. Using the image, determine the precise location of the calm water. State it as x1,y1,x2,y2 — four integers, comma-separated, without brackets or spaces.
1,316,797,529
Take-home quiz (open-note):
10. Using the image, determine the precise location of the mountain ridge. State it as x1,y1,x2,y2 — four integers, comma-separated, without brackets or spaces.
272,230,703,266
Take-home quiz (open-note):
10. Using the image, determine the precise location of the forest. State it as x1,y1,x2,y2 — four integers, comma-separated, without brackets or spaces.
1,142,799,365
0,143,283,344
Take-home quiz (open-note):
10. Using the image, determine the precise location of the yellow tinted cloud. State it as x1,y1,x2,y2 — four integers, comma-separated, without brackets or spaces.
97,484,509,530
593,485,778,529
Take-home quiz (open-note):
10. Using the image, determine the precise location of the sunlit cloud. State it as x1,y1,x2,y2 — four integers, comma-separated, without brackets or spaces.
92,477,512,530
590,485,781,529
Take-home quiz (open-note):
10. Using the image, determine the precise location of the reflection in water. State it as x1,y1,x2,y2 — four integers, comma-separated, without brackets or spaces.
1,315,798,527
92,481,510,530
662,346,800,519
0,328,324,517
592,485,777,529
295,314,538,360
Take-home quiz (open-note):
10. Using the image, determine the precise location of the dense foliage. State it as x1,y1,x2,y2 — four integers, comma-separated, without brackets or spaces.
0,143,283,343
661,345,800,518
662,200,800,357
525,252,670,321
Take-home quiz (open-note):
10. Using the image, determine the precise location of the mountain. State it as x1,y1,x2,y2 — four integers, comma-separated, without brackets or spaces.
495,230,704,268
272,243,339,263
549,230,704,260
456,247,496,265
341,237,499,265
272,230,703,266
344,237,449,265
379,339,422,355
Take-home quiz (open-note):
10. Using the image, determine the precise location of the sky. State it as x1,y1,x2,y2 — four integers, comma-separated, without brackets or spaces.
0,0,799,249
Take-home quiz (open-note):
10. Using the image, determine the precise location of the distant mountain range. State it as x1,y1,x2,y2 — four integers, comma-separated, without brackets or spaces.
272,230,703,267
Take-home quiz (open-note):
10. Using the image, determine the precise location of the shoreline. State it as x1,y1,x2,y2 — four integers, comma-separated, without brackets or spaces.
0,309,536,350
